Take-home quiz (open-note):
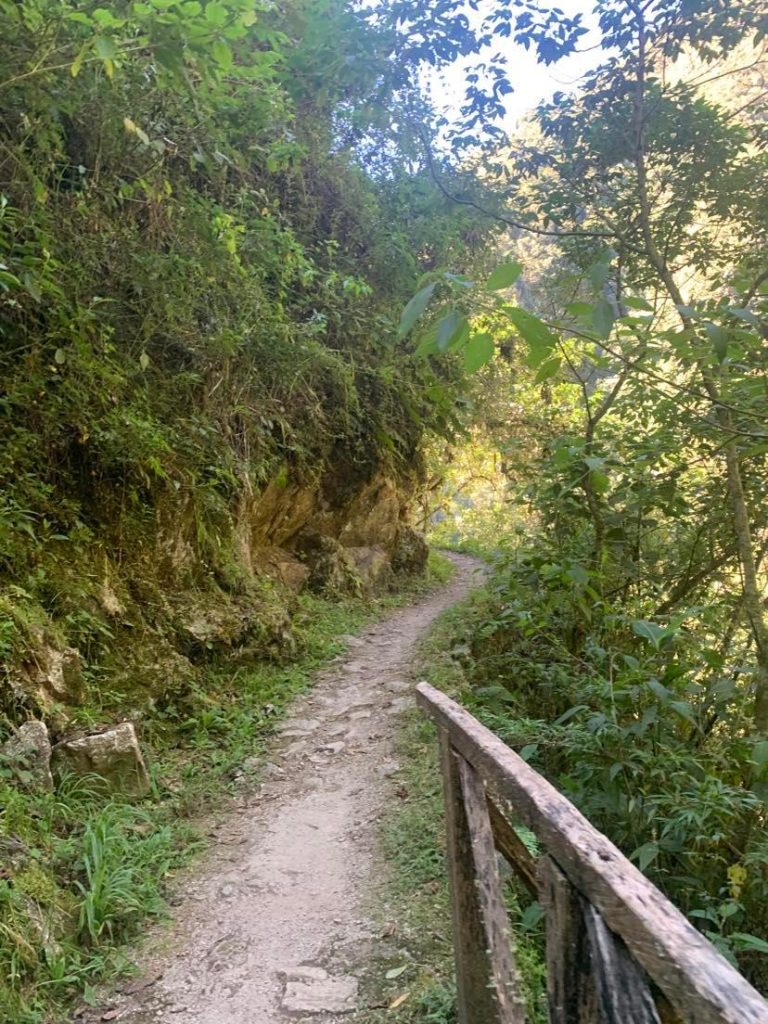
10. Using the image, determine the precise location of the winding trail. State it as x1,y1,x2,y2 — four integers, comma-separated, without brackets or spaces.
105,553,482,1024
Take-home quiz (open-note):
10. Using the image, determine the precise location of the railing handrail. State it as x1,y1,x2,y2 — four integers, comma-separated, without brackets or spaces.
416,681,768,1024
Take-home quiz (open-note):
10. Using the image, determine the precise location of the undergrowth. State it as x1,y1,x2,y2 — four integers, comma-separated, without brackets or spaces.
0,556,451,1023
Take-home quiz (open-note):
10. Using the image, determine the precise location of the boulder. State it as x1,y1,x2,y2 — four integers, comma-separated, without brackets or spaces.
391,526,429,575
1,720,53,791
52,722,150,798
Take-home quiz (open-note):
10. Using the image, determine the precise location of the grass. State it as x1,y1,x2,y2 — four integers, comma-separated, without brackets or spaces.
351,589,547,1024
0,555,454,1023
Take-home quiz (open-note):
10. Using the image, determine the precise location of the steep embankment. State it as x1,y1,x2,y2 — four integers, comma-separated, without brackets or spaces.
0,1,482,730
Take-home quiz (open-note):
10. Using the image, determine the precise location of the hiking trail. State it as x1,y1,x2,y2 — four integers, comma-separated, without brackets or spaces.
96,553,482,1024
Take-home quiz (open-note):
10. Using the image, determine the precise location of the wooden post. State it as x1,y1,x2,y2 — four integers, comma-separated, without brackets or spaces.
438,729,526,1024
581,899,661,1024
488,797,538,895
538,855,598,1024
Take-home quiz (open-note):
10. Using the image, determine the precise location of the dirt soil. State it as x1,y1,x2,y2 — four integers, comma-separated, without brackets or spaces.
95,553,482,1024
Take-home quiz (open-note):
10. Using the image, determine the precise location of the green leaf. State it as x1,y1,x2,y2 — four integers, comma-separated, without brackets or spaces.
54,348,67,364
592,298,615,339
505,307,558,367
139,352,150,370
633,619,667,649
731,933,768,955
728,307,760,326
669,700,697,726
94,35,117,60
752,740,768,768
398,283,436,338
623,296,653,311
436,310,468,352
212,39,233,70
463,332,494,373
590,469,609,494
631,841,659,872
705,322,729,362
71,43,89,77
486,261,522,291
589,261,611,290
205,2,229,25
533,355,561,383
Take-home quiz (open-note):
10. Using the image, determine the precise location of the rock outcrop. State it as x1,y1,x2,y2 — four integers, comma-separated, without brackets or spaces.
51,722,150,798
21,633,84,708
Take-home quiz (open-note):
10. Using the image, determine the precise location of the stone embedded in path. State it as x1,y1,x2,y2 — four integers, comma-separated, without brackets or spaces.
281,968,358,1015
281,718,321,736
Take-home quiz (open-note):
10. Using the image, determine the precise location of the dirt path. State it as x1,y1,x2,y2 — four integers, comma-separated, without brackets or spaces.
104,553,482,1024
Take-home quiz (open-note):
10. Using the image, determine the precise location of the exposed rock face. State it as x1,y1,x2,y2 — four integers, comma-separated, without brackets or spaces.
347,546,392,591
252,547,311,593
2,458,429,722
52,722,150,798
391,525,429,575
22,632,84,707
296,535,363,597
1,720,53,791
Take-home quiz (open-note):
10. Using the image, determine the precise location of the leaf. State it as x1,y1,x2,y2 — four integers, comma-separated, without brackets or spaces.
731,933,768,955
553,705,588,726
533,355,561,383
54,348,67,365
385,965,407,980
398,283,436,338
519,743,538,761
205,2,229,25
728,307,760,326
623,295,653,311
388,992,409,1009
590,469,609,494
631,841,659,872
592,298,615,339
212,39,233,70
71,43,88,77
505,307,558,367
94,35,117,61
139,352,150,370
486,261,522,291
751,740,768,768
669,700,697,726
463,332,494,373
705,322,729,363
632,619,667,650
589,261,611,290
436,311,468,352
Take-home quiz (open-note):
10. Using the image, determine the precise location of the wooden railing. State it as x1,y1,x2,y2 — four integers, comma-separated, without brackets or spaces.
416,682,768,1024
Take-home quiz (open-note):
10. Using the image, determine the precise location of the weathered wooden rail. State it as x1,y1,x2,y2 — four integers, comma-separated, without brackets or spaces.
416,682,768,1024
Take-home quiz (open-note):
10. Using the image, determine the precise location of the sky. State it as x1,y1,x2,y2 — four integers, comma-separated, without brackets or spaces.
422,0,603,134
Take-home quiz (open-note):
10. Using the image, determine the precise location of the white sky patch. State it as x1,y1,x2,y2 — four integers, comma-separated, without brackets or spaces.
421,0,605,133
